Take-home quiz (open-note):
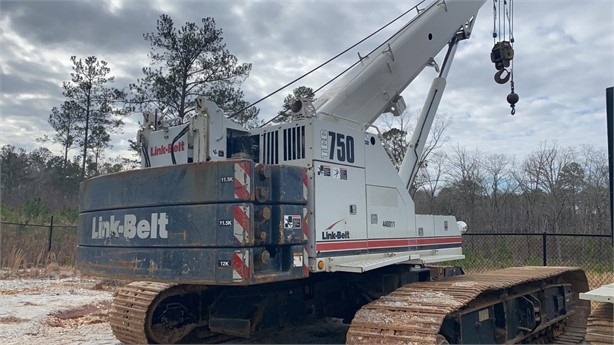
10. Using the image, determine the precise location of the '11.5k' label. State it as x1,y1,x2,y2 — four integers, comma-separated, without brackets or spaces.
91,213,169,239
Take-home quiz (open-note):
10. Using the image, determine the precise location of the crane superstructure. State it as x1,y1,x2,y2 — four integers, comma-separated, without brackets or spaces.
75,1,590,343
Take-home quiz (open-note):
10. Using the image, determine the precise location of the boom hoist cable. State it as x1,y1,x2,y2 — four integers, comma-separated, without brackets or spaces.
491,0,519,114
229,1,429,125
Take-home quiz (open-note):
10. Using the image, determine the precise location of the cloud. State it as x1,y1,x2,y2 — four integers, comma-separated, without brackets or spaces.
0,0,611,162
0,0,157,54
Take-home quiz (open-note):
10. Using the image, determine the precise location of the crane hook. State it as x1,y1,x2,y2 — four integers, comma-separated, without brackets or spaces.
507,90,519,115
494,69,511,84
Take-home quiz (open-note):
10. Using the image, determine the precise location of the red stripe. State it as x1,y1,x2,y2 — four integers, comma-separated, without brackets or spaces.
414,237,461,245
233,206,250,234
234,180,250,199
232,252,250,279
315,236,462,252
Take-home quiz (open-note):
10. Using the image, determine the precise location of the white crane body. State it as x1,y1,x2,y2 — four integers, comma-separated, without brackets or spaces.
129,0,486,273
74,2,592,344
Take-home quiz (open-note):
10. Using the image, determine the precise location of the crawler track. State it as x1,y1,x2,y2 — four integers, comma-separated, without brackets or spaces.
585,302,613,345
347,266,590,344
110,281,238,344
109,281,174,344
110,267,590,344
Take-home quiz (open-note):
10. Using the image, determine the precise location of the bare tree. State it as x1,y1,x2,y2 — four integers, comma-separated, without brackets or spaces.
575,145,609,234
414,151,447,213
483,153,516,232
436,146,485,227
377,111,453,193
514,141,579,260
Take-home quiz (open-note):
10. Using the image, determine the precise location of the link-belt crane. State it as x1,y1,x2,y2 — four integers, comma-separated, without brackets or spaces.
76,1,590,343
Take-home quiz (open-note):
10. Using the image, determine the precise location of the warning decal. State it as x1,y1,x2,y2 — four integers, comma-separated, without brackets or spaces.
317,164,347,180
284,215,302,230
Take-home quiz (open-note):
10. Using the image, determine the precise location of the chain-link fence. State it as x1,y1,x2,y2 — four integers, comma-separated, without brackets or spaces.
1,219,612,290
457,233,613,289
0,220,76,268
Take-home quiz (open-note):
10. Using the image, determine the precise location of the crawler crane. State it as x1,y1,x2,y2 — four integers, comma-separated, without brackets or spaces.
75,0,590,343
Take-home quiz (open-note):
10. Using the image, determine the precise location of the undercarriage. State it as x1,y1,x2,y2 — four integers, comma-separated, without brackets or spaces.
108,266,589,344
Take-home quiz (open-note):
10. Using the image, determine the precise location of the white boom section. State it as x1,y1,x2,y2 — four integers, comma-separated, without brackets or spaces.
313,0,486,128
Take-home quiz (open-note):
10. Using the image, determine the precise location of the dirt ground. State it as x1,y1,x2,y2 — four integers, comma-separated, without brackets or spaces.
0,269,120,345
0,269,348,345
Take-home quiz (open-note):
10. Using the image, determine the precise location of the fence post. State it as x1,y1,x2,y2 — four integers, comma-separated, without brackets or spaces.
542,231,547,266
47,215,54,253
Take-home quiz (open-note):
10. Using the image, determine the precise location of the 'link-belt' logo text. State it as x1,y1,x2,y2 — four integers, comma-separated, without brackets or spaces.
91,213,169,239
150,141,185,157
321,230,350,240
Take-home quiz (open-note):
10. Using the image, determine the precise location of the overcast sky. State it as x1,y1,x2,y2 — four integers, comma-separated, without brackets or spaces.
1,0,612,162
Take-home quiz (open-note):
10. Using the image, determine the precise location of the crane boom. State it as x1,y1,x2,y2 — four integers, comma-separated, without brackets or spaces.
313,0,485,128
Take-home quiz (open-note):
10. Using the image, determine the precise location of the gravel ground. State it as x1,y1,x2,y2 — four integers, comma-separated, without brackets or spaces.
0,271,119,345
0,270,347,345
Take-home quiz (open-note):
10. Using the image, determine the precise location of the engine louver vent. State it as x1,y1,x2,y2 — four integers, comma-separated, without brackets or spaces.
283,126,305,161
262,131,279,164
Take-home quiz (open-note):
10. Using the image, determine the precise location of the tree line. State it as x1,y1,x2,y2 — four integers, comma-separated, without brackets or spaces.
411,142,609,235
1,139,608,236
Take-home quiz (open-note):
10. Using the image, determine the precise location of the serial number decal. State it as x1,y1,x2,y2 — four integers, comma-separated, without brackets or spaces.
382,221,396,228
218,260,231,267
322,130,355,163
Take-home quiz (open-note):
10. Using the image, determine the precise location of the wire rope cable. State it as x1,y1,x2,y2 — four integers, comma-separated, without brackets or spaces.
228,0,428,123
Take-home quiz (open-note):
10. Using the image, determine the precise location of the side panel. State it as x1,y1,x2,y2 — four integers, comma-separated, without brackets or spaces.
434,215,459,237
366,185,409,242
363,132,417,237
147,123,189,167
306,121,463,265
415,214,435,238
314,164,367,252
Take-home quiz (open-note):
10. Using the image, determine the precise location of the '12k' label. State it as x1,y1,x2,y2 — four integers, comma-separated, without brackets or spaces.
91,213,169,239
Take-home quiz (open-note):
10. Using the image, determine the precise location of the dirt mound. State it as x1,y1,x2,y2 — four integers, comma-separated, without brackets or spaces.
46,300,111,328
0,316,29,324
